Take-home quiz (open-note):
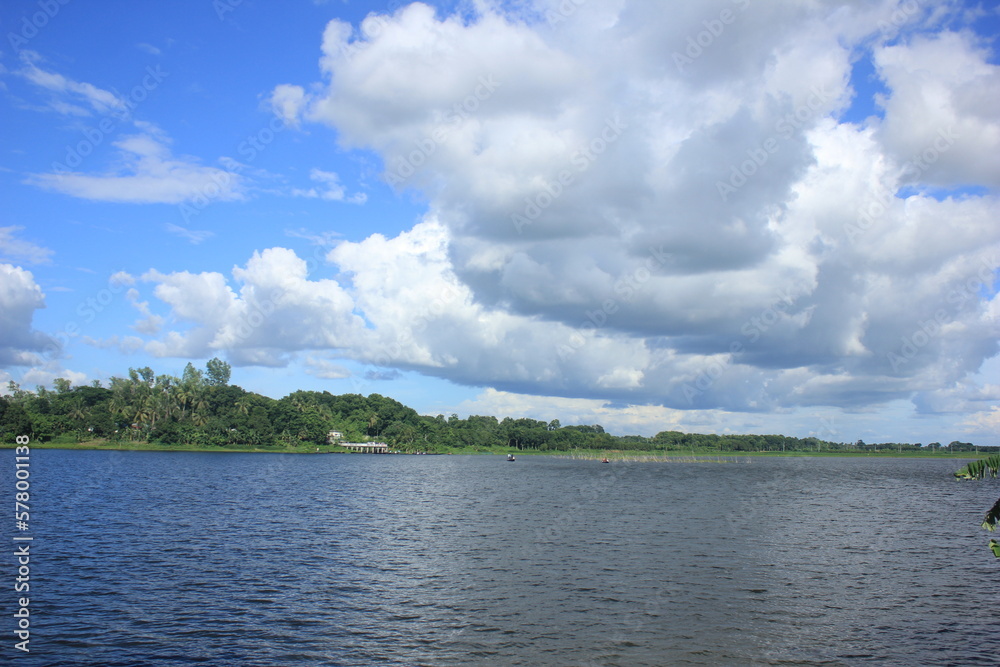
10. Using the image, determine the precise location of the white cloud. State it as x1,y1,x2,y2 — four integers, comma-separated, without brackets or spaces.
291,169,366,203
0,227,53,265
456,388,687,436
875,30,1000,188
165,223,215,245
959,406,1000,438
17,50,126,117
82,335,145,354
122,1,1000,429
17,363,89,391
0,264,58,366
137,247,366,364
269,84,308,128
26,131,246,204
304,356,352,379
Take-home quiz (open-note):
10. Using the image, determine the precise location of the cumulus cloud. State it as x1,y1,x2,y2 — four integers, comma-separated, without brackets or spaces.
132,1,998,424
269,83,308,128
0,264,59,366
874,30,1000,188
960,406,1000,437
138,247,366,365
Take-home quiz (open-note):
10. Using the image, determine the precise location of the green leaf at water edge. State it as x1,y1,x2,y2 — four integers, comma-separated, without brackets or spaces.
989,540,1000,559
954,454,1000,480
982,497,1000,532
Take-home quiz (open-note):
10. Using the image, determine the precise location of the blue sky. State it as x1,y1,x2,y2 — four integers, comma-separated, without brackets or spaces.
2,0,999,444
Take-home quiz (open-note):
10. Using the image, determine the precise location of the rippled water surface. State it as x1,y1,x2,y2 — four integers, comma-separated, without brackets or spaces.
6,450,999,666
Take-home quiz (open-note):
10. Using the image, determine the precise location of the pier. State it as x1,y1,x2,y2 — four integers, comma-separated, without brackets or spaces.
339,442,390,454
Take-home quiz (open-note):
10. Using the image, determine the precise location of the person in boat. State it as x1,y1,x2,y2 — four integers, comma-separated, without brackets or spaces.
601,457,610,463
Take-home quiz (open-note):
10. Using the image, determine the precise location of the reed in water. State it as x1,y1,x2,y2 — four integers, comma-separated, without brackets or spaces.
554,451,749,463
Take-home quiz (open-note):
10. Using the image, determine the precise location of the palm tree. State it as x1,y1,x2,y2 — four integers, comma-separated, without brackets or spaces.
68,398,88,441
109,395,128,420
68,398,87,424
141,395,160,430
191,412,209,428
235,396,253,416
955,455,1000,558
175,387,192,419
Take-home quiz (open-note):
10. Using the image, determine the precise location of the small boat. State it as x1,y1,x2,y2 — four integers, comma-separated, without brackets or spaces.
507,453,516,461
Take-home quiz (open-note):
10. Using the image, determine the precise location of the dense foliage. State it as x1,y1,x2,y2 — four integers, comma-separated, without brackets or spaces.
1,360,996,455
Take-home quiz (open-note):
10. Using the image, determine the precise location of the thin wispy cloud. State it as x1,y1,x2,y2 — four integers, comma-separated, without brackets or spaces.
165,223,215,245
0,227,53,265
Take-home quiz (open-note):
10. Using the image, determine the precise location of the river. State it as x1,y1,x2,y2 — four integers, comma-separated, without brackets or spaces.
5,450,998,665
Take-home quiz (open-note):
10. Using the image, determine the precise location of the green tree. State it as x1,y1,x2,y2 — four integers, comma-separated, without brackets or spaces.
955,455,1000,558
0,399,33,442
181,362,205,388
205,358,231,387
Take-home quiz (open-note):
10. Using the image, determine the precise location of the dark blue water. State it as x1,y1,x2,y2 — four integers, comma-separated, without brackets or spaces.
3,450,998,666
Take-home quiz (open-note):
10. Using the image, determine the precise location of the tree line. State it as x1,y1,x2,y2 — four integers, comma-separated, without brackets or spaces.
0,359,995,453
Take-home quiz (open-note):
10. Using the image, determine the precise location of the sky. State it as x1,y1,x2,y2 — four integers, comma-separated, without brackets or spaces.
1,0,999,445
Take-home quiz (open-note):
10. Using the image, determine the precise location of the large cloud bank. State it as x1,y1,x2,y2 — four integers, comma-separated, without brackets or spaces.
124,0,998,420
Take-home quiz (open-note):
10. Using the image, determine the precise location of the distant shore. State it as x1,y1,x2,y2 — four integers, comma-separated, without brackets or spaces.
0,439,988,459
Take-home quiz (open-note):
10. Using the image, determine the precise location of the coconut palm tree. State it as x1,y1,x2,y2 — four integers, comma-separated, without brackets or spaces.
175,387,192,419
68,398,88,440
235,395,253,416
955,455,1000,558
67,398,87,424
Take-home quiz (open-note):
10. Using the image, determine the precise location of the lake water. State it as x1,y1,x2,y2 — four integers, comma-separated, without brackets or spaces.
5,450,999,666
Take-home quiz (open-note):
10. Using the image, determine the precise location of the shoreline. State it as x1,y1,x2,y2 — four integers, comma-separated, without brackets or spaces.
0,440,987,459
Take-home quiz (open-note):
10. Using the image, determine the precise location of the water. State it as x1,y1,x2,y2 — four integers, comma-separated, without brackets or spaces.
5,450,998,666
